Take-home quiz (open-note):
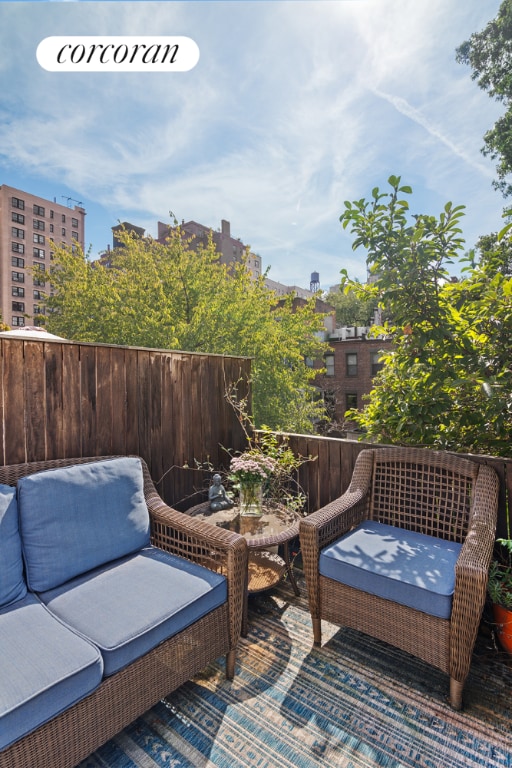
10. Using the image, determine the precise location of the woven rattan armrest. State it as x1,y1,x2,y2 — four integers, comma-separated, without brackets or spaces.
299,451,374,634
141,462,247,650
449,464,499,683
300,449,374,556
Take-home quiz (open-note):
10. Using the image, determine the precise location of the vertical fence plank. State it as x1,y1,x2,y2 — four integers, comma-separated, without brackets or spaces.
45,342,64,460
62,344,81,458
110,346,127,456
3,341,26,464
24,342,46,462
96,346,113,456
125,348,140,457
136,350,151,470
149,351,164,483
80,344,97,457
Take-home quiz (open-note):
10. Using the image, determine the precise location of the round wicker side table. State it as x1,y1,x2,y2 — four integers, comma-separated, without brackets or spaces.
186,501,301,636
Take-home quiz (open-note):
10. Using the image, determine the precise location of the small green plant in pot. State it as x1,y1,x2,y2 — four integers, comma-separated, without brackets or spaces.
488,537,512,654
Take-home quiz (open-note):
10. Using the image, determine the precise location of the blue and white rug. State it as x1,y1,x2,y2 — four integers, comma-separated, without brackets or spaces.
80,577,512,768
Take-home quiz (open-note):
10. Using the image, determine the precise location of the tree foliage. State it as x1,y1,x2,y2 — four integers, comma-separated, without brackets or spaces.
456,0,512,197
339,176,512,457
43,227,327,432
324,285,377,326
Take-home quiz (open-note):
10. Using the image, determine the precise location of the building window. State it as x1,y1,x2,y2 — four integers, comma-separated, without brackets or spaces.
50,224,54,233
12,212,25,224
12,272,25,283
33,274,45,287
72,231,79,241
12,286,25,297
33,290,45,300
12,316,25,327
12,242,25,254
72,217,78,228
33,305,45,315
324,352,335,377
33,204,45,216
33,219,45,231
11,256,24,268
62,214,66,223
33,248,45,259
61,228,66,237
33,233,45,244
371,351,384,377
345,393,358,412
11,227,24,239
12,301,25,312
12,197,25,210
346,352,358,376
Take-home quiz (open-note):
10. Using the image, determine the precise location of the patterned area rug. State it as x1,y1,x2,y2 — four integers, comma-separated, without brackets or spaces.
80,575,512,768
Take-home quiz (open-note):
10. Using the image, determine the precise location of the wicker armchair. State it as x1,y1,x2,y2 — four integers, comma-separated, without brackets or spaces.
299,447,499,710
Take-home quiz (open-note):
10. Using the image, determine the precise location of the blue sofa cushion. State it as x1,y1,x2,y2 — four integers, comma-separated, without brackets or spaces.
319,520,462,619
18,457,150,592
0,484,26,608
0,592,103,751
39,546,228,676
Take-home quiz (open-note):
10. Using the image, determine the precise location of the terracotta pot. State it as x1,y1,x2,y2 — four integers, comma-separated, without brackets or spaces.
493,603,512,654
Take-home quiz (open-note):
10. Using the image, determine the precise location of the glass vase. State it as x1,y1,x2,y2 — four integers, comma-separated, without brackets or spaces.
239,482,263,516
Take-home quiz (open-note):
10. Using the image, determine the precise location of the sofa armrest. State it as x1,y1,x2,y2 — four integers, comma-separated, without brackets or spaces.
141,461,247,649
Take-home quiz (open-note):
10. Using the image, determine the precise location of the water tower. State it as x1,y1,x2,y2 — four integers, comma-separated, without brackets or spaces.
310,271,320,292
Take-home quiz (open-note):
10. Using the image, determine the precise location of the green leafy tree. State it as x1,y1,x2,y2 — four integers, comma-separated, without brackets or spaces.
456,0,512,197
324,285,377,326
43,226,327,432
339,175,512,457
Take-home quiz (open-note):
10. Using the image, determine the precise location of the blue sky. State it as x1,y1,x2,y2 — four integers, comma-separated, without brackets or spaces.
0,0,505,291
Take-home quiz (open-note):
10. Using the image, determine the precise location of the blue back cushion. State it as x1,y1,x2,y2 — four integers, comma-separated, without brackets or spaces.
0,484,27,607
18,458,150,592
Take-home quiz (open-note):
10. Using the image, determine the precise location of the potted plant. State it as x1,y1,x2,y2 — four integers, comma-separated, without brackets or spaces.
488,537,512,654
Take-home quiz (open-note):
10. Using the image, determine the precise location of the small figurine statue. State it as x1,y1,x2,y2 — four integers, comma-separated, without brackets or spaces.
208,474,234,511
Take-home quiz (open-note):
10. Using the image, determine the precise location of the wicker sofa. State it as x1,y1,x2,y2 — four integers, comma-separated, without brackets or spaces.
0,455,247,768
300,446,499,710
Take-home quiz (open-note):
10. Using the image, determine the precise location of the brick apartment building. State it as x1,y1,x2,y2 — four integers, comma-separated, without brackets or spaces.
316,326,393,431
0,185,86,328
157,218,262,280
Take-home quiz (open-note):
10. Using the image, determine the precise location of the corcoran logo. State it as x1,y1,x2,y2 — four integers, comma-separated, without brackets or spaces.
36,36,200,72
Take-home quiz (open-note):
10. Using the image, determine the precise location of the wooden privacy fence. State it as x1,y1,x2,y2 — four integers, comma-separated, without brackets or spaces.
0,337,251,508
281,432,512,540
2,335,510,535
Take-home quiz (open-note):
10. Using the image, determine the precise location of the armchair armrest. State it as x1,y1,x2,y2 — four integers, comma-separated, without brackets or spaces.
300,448,374,556
299,450,374,635
450,464,499,682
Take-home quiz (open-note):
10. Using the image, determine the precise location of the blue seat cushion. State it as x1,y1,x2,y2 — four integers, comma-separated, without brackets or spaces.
0,593,103,751
18,457,150,592
319,520,462,619
38,546,228,676
0,484,27,608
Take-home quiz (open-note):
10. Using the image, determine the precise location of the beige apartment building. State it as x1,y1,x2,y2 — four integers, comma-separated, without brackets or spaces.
0,185,86,327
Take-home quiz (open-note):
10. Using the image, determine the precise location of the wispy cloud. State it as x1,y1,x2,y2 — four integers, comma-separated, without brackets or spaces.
371,88,494,178
0,0,504,287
